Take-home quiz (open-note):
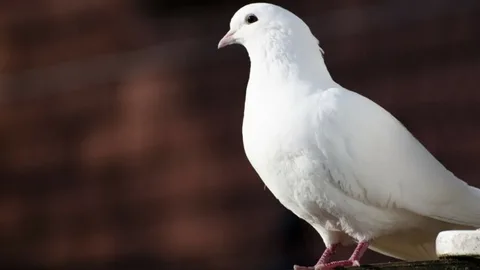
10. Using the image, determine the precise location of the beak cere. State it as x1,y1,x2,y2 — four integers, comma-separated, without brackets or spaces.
218,30,236,49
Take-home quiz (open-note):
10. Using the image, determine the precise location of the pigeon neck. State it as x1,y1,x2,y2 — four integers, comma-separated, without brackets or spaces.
246,36,337,91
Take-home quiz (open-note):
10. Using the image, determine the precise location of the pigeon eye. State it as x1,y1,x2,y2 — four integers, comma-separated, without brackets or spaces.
245,14,258,24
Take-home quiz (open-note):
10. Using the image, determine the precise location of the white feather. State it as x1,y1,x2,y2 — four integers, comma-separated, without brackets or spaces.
224,3,480,261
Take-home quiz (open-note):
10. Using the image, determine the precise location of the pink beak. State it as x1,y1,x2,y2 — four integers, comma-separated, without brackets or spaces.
218,30,236,49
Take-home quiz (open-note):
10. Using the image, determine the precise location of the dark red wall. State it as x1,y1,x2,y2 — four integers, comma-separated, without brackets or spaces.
0,1,479,269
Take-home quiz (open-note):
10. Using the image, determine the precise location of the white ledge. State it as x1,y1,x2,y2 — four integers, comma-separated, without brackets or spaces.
436,229,480,257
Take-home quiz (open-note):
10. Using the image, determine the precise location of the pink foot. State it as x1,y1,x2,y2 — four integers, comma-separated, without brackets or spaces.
294,260,358,270
293,241,369,270
315,259,360,269
293,265,313,270
293,243,339,270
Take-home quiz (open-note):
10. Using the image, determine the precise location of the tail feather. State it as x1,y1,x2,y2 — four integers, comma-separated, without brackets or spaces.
437,186,480,227
370,222,476,261
370,235,437,261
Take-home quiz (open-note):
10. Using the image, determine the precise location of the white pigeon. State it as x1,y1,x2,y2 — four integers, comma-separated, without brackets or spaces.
218,3,480,270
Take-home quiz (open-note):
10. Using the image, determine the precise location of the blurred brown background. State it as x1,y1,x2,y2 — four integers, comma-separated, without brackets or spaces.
0,0,479,269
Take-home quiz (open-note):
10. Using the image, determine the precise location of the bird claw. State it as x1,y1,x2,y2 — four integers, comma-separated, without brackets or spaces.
295,241,366,270
314,264,335,270
292,264,332,270
293,260,360,270
293,265,314,270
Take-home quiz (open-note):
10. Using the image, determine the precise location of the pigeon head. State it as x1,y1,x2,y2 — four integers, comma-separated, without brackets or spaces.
217,3,319,53
218,3,332,86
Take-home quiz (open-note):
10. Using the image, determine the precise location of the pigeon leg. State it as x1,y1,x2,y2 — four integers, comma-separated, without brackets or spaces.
314,241,369,270
293,243,339,270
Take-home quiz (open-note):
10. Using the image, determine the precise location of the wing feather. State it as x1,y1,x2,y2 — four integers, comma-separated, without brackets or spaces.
316,88,480,227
